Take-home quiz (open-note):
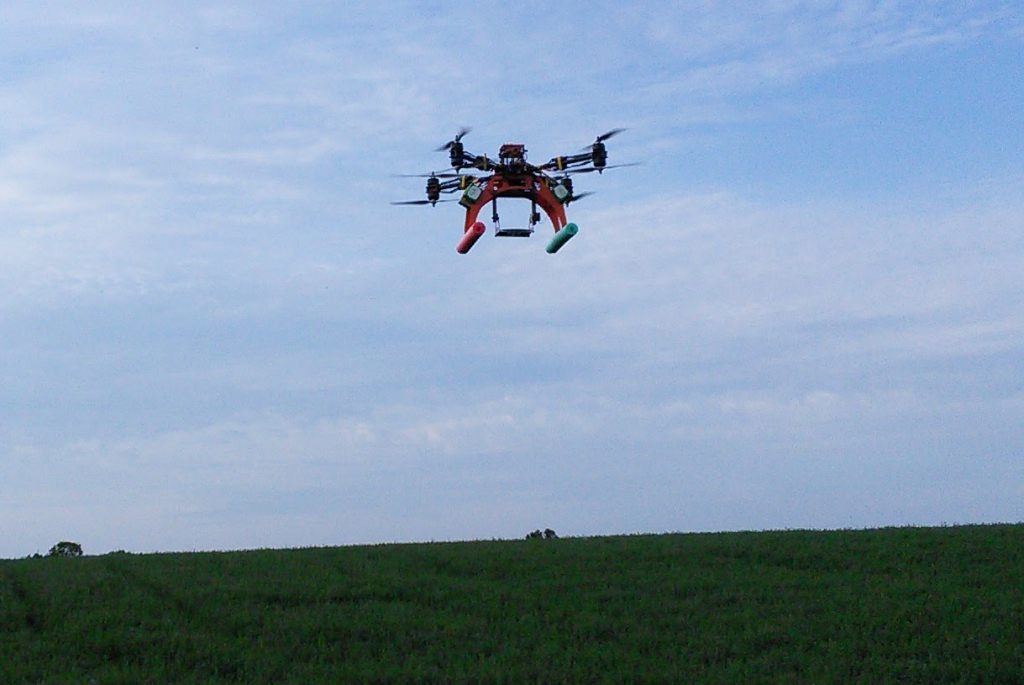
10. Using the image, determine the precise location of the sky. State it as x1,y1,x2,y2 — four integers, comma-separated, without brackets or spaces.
1,2,1022,557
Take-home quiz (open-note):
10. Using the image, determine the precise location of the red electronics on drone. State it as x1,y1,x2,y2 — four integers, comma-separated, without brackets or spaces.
392,128,634,254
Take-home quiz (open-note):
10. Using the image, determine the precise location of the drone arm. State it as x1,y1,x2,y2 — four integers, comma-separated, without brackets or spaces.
459,150,496,171
541,152,593,171
451,147,494,172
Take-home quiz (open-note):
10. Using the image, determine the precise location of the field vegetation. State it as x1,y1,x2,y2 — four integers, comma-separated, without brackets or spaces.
2,524,1022,683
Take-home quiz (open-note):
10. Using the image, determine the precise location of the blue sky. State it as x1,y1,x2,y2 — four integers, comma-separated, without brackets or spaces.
2,2,1022,556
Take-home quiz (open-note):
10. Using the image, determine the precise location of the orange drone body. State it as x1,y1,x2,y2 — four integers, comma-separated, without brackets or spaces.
463,173,568,233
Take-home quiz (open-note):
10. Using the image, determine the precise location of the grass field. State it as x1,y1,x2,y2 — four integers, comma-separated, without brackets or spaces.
2,524,1022,683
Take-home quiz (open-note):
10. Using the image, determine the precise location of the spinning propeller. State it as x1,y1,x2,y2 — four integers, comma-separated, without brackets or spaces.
436,127,472,152
593,128,626,145
390,198,458,206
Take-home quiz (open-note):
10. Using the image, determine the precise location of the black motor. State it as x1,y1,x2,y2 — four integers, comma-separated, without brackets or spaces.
425,176,441,203
449,141,464,168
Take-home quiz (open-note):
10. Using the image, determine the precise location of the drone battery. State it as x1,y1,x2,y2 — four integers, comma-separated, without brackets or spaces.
459,184,482,208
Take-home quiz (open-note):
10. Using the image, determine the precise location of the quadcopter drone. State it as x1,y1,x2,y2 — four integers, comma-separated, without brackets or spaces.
392,128,634,254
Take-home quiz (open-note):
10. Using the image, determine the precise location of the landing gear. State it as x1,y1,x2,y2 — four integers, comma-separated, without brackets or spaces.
456,222,486,254
546,223,579,254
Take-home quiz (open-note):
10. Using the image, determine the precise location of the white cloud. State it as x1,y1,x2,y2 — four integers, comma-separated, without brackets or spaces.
638,2,1002,87
3,330,1022,556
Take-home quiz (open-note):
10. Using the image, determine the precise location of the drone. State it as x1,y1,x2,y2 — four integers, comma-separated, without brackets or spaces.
392,128,634,254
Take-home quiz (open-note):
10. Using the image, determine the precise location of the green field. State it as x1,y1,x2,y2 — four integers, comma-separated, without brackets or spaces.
2,525,1022,684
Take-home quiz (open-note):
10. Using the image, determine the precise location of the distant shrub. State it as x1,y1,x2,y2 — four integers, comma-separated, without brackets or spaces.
526,529,558,540
48,541,83,558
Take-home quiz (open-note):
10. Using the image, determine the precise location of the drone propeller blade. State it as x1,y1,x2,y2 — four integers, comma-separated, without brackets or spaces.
596,127,626,143
390,200,435,205
570,191,595,202
604,161,641,171
390,198,458,206
563,162,641,174
391,172,462,178
577,128,627,151
435,126,472,151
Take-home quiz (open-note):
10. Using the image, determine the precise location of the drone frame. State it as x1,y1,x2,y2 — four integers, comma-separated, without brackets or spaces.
394,129,628,254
